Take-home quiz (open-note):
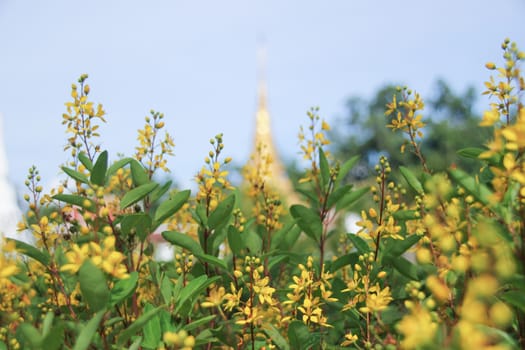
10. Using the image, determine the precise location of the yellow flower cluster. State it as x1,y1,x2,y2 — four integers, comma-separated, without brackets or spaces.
135,110,175,176
285,256,336,328
61,236,129,279
163,329,195,349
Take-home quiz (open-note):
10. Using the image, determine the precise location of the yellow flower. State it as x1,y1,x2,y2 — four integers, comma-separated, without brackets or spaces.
61,243,90,274
201,286,226,308
397,305,437,349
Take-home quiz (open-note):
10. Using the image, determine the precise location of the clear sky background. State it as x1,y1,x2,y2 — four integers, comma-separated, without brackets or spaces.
1,1,525,196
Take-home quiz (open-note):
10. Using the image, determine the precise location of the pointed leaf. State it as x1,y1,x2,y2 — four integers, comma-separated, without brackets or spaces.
78,152,93,171
9,238,50,266
130,159,150,186
174,276,220,315
183,315,217,332
62,166,89,184
106,157,133,180
53,194,96,211
335,155,359,187
288,321,314,350
336,187,369,211
117,306,165,347
120,183,158,209
79,260,109,312
264,325,290,350
17,323,42,349
162,231,203,255
141,303,161,349
347,234,370,254
500,290,525,312
319,148,330,190
290,204,322,242
384,234,422,257
227,225,244,255
457,147,484,159
195,252,227,270
385,256,419,280
327,184,352,209
73,310,105,350
90,150,108,186
119,213,152,242
399,166,424,194
449,168,492,207
208,193,235,229
42,323,64,350
110,271,138,306
149,180,173,203
153,189,190,224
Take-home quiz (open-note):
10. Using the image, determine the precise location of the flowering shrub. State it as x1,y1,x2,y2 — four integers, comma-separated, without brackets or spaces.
1,39,524,349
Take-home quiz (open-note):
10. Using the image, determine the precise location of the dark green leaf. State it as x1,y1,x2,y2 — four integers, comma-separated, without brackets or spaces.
290,204,322,242
384,234,422,257
90,150,108,186
227,225,244,255
149,180,173,204
457,147,484,159
62,166,89,184
174,276,220,315
347,234,370,254
73,310,105,350
117,306,165,347
319,148,330,190
288,321,314,350
195,253,227,270
162,231,203,255
393,210,419,221
183,315,217,332
335,155,359,187
141,303,161,349
120,182,158,209
53,194,95,211
385,256,419,280
243,229,262,254
105,157,133,180
153,189,190,225
78,152,93,171
130,159,150,186
120,213,152,242
336,187,369,211
208,193,236,229
9,238,50,266
327,184,352,209
110,271,139,306
42,323,64,350
264,324,290,350
18,323,42,349
79,260,109,312
399,166,424,194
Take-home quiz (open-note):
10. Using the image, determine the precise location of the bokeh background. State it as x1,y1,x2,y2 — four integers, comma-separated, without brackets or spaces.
1,0,525,197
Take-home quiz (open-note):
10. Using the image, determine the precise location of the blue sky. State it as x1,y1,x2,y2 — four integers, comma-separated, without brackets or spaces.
1,1,525,195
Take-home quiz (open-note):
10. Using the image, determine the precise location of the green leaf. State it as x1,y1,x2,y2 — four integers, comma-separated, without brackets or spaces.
128,337,143,350
335,155,359,187
17,323,42,349
457,147,484,159
105,157,133,180
347,234,370,254
383,234,422,258
327,184,353,209
500,290,525,312
174,276,220,315
9,238,50,266
78,152,93,171
73,310,105,350
130,159,150,186
41,323,64,350
208,193,236,229
227,225,244,255
53,194,96,211
149,180,173,204
162,231,203,255
90,150,108,186
117,306,165,347
288,321,314,350
110,271,138,306
393,210,419,221
319,147,330,190
290,204,322,242
330,252,359,272
336,187,369,211
399,166,424,194
79,260,109,312
264,324,290,350
153,189,190,225
243,229,262,254
62,166,89,184
195,253,227,270
120,182,158,209
141,303,161,349
385,256,419,280
42,312,54,337
183,315,217,332
119,213,152,242
449,169,492,207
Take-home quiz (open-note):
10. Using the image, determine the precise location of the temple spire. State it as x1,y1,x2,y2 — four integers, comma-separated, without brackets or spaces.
247,45,299,204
